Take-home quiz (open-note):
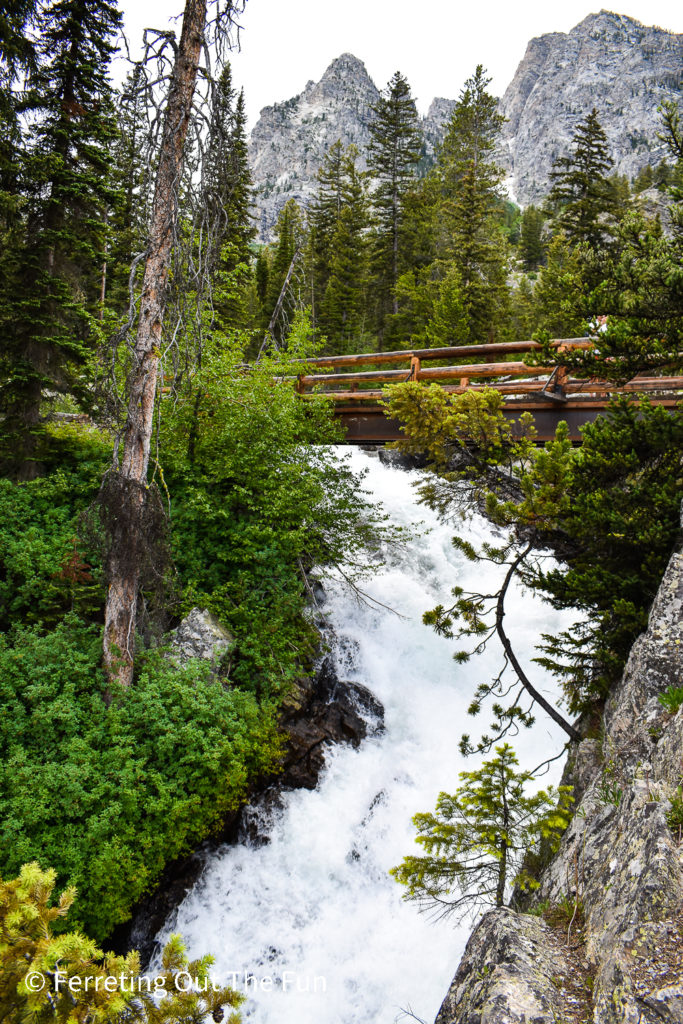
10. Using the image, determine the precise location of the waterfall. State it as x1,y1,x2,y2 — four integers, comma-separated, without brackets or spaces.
152,448,574,1023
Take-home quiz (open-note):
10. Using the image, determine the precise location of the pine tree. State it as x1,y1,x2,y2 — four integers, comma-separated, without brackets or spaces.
547,108,620,249
309,142,370,351
262,198,307,344
533,232,587,338
106,64,153,312
202,66,255,274
0,0,122,478
434,66,510,343
519,205,546,271
391,745,572,918
367,71,422,344
0,862,244,1023
309,139,348,315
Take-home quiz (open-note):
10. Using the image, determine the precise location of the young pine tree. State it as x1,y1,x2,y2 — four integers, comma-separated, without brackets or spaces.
547,108,620,249
518,205,546,271
367,71,422,345
310,143,370,351
391,745,572,918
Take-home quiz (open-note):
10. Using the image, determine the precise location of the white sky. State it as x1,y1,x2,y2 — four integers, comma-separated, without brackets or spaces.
117,1,683,128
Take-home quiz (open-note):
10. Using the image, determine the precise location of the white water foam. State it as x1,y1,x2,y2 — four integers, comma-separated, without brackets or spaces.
153,448,575,1023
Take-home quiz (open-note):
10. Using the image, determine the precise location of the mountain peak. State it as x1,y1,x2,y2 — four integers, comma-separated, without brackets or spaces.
320,53,372,81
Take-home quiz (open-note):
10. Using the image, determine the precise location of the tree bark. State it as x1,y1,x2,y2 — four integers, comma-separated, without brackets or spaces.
103,0,208,686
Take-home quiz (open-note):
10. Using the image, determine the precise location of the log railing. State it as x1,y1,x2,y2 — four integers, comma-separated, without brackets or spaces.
291,339,683,404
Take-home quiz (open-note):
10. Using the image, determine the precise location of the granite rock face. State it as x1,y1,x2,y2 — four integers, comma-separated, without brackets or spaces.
434,909,567,1024
249,12,683,237
249,53,380,240
248,54,456,239
433,525,683,1023
499,11,683,204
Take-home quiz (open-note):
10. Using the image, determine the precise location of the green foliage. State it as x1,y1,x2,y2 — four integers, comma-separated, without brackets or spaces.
657,685,683,714
163,328,393,696
390,744,572,918
386,382,683,722
432,66,510,343
0,617,282,941
0,423,110,630
309,142,370,351
519,205,546,271
547,108,621,249
367,70,422,342
0,862,243,1023
0,0,122,478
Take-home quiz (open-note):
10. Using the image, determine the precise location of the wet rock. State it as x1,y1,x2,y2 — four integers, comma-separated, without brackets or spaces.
377,448,426,471
434,908,565,1024
279,656,384,791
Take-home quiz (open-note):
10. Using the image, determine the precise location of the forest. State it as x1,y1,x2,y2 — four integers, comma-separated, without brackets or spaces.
1,0,683,1020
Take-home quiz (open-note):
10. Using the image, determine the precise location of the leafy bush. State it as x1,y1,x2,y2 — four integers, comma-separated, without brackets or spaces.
0,424,109,630
162,342,393,697
0,616,282,940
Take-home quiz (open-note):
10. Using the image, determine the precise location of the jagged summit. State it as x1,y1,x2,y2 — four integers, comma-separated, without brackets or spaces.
499,10,683,203
248,12,683,234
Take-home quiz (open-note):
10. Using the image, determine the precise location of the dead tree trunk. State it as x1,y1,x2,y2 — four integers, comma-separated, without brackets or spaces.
103,0,208,687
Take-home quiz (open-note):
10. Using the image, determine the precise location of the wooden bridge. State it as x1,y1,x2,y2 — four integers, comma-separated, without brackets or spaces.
294,339,683,442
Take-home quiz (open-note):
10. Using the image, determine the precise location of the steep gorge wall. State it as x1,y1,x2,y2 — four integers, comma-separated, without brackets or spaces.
434,511,683,1023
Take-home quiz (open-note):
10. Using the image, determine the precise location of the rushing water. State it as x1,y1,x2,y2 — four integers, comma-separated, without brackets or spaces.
153,449,574,1023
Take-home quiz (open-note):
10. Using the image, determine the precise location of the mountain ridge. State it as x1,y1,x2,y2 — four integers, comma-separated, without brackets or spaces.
248,11,683,236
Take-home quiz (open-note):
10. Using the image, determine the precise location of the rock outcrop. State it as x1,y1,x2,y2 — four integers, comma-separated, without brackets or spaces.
434,518,683,1023
499,11,683,204
248,55,457,239
168,607,233,671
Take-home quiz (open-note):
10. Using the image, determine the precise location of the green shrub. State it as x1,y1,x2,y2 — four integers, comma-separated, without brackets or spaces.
0,616,282,940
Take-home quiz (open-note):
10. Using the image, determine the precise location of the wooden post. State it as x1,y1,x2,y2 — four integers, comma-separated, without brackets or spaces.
459,377,469,391
410,355,421,381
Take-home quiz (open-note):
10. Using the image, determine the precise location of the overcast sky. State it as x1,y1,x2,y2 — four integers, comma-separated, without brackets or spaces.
117,1,683,128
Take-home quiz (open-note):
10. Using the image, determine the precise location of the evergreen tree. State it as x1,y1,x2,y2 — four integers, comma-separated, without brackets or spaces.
1,862,244,1023
309,139,348,315
309,142,370,351
262,198,307,344
533,232,588,338
518,205,546,271
391,744,572,917
106,64,152,311
367,71,422,344
434,66,510,343
202,67,255,274
0,0,122,478
547,108,620,249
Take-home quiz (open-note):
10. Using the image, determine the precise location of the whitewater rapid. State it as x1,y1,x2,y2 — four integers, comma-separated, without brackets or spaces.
153,448,574,1023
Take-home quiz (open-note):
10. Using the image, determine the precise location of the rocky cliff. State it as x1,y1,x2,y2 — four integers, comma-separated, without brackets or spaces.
248,55,455,239
248,11,683,235
248,53,380,240
500,11,683,204
433,510,683,1023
